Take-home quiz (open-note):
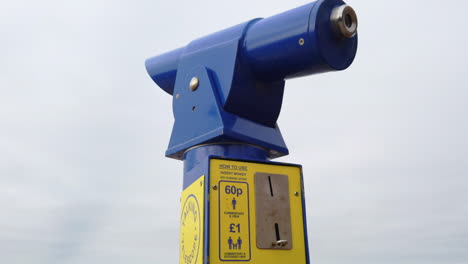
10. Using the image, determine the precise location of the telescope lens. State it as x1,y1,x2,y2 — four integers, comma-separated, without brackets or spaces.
330,4,358,39
345,13,353,28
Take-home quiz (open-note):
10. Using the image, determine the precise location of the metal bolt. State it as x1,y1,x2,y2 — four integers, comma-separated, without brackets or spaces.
200,181,203,186
294,191,299,196
189,77,199,91
175,93,180,99
272,240,288,247
298,38,305,46
212,185,218,190
330,5,358,38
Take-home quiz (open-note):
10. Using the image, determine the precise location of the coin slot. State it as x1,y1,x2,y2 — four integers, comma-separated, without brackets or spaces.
275,223,280,241
268,176,274,197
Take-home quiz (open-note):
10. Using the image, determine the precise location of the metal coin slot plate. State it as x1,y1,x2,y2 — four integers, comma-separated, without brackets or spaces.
254,172,292,249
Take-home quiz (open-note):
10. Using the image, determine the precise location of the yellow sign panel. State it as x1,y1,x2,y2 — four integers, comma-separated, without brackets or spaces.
180,175,205,264
219,181,251,260
209,159,306,264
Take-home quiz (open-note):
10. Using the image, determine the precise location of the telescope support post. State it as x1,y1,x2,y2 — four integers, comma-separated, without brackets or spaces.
180,144,309,264
144,1,358,263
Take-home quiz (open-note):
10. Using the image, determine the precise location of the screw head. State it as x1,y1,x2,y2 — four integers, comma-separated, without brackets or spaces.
294,192,299,196
189,77,199,91
212,185,218,190
298,38,305,46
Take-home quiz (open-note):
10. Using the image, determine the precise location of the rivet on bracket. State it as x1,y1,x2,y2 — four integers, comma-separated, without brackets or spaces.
189,77,199,91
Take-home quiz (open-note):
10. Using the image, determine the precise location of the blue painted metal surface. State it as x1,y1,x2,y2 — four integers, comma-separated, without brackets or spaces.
145,0,357,160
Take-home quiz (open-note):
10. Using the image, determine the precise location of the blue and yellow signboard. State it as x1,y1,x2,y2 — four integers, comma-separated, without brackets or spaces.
179,158,308,264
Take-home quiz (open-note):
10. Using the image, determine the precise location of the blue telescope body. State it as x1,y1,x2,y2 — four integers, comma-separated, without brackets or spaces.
145,0,357,160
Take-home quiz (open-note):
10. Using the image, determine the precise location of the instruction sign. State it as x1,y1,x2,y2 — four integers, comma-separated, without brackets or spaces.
209,158,307,264
219,181,251,261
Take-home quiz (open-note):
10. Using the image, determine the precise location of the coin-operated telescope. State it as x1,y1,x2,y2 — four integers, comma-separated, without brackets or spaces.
145,0,357,263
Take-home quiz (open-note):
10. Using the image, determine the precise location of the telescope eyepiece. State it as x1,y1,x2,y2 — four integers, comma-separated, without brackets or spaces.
331,5,358,38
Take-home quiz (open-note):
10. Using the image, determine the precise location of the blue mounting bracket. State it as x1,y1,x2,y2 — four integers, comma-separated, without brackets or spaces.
167,22,287,160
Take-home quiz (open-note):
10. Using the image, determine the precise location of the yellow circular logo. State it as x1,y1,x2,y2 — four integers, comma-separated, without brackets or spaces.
180,195,201,264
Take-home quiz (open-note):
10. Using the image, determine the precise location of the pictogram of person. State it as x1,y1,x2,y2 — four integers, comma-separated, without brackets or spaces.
228,236,233,249
232,197,237,210
237,237,242,250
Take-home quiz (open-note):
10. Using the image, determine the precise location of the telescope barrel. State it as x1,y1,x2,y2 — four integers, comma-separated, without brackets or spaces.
244,0,357,80
145,47,183,95
146,0,357,94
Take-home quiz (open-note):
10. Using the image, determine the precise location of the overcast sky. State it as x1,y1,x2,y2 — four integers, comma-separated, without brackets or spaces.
1,0,467,263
